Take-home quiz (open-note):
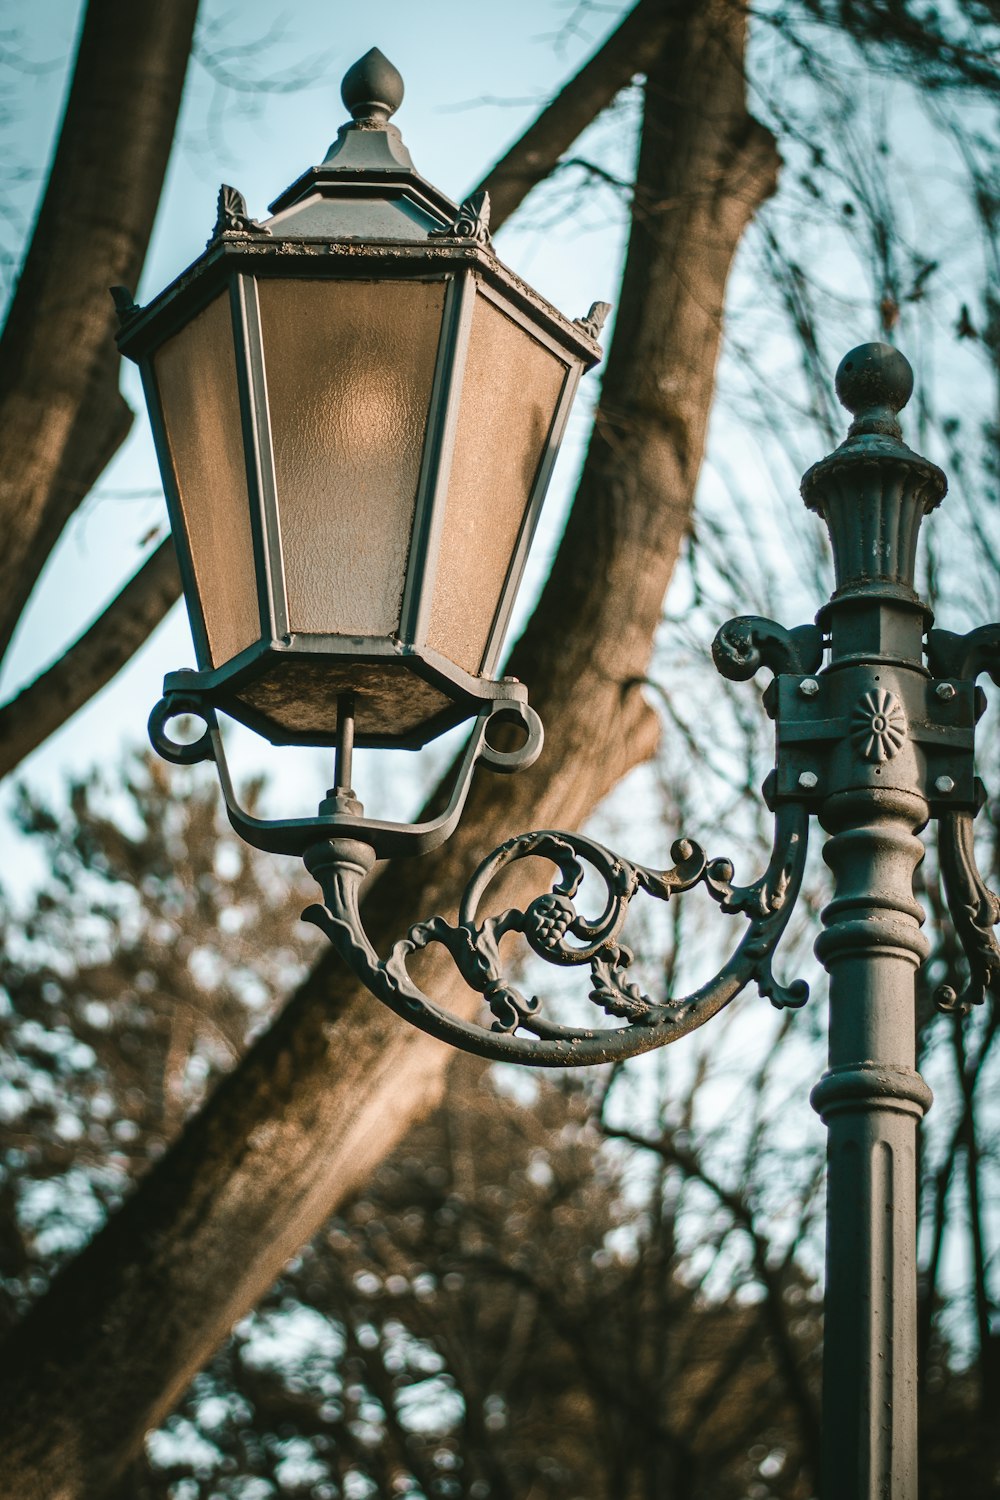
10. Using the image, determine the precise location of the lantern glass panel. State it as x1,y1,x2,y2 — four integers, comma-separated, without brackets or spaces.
426,292,568,676
154,292,260,667
256,277,447,638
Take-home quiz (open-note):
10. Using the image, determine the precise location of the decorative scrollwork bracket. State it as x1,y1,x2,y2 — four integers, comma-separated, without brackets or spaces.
300,803,809,1067
712,615,823,682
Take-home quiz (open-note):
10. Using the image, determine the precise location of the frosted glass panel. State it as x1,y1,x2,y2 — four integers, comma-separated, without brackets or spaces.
427,293,567,675
155,293,259,667
257,278,446,637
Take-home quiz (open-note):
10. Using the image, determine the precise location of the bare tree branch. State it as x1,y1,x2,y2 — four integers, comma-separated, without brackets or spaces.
472,0,671,230
0,0,199,662
600,1120,822,1481
0,539,179,778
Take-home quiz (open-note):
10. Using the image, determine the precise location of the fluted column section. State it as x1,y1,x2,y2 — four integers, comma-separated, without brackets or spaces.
811,787,933,1500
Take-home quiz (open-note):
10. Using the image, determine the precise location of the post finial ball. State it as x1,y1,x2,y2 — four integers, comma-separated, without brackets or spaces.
341,48,404,127
835,342,913,430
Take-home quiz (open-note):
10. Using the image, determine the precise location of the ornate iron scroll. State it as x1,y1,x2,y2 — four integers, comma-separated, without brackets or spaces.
935,809,1000,1015
148,693,544,860
927,623,1000,687
300,803,809,1067
712,615,823,682
921,623,1000,1011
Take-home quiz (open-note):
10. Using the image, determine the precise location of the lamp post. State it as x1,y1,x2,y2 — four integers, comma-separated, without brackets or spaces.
116,50,998,1500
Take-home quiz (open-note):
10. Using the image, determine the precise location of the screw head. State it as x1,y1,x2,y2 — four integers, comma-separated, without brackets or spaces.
935,775,956,795
935,681,957,701
799,678,820,697
798,771,819,790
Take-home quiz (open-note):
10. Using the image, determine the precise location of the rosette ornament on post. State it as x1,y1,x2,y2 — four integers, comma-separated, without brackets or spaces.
121,44,1000,1500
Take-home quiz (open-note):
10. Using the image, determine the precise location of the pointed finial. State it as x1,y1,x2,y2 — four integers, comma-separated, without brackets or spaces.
835,342,914,439
340,48,404,128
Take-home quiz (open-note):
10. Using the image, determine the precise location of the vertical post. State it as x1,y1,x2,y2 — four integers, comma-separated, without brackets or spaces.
334,690,356,795
318,692,362,819
796,343,948,1498
811,788,932,1499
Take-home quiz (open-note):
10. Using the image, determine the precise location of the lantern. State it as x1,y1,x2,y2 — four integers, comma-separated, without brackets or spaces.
117,49,604,758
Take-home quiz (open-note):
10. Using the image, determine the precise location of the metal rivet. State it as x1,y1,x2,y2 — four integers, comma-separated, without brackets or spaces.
935,682,957,701
798,771,819,790
935,775,955,795
800,678,820,697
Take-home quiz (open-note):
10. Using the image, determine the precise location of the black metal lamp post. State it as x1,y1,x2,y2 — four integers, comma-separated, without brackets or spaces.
118,51,999,1500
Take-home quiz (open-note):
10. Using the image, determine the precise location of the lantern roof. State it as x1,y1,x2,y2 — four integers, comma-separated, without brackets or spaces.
114,47,607,371
265,47,466,242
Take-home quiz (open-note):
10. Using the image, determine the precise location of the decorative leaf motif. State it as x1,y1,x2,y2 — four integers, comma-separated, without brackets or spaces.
208,184,272,246
574,301,613,341
110,285,141,329
589,946,655,1022
429,190,491,245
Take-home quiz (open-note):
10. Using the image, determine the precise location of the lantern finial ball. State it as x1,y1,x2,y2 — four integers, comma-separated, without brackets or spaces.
341,48,404,127
835,342,913,436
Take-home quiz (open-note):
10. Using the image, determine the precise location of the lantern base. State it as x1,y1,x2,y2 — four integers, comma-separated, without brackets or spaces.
159,635,533,751
148,683,543,859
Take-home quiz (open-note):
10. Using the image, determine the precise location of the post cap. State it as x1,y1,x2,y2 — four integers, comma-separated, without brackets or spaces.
835,342,913,438
800,342,946,597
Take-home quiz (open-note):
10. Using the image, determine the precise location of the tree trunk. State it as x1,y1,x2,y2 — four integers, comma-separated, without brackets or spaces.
0,0,199,662
0,5,779,1496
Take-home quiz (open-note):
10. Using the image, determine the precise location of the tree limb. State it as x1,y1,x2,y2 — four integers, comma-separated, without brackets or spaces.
0,539,179,779
0,0,199,662
472,0,673,230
